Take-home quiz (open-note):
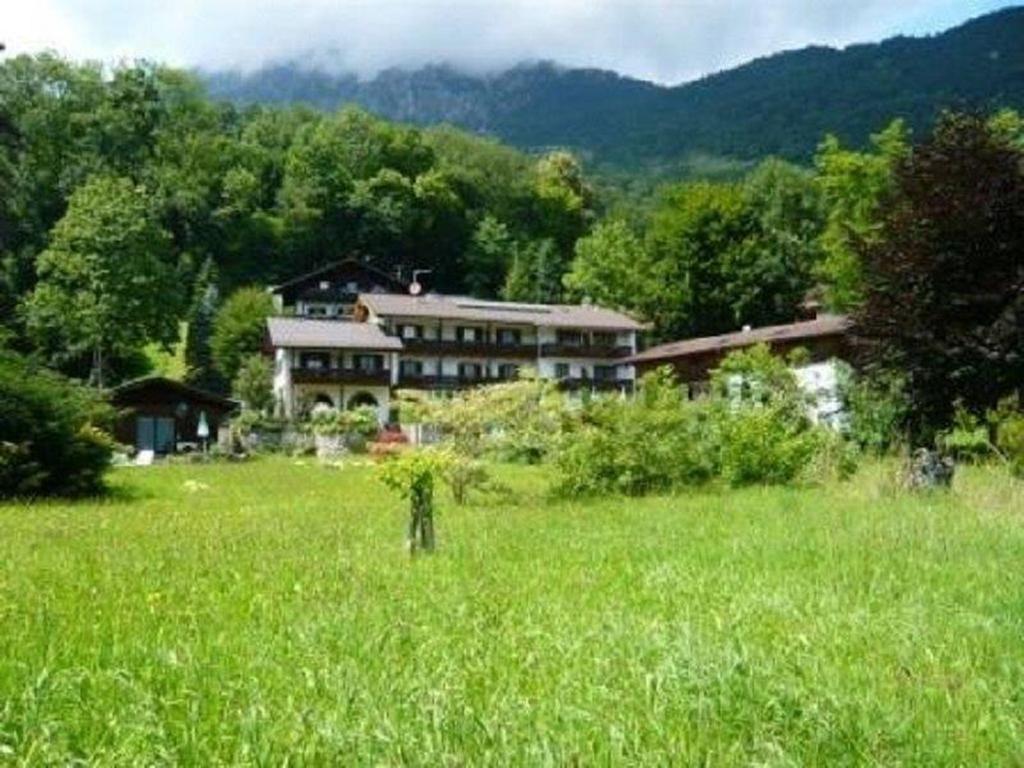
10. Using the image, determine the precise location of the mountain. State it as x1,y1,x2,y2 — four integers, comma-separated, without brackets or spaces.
203,7,1024,170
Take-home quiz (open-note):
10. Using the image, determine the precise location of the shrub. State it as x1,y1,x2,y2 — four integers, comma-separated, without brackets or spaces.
0,350,115,498
554,349,856,496
938,405,994,462
554,369,714,496
992,398,1024,479
232,354,273,413
837,367,908,454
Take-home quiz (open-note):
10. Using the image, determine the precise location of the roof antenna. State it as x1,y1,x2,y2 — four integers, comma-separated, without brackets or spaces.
409,269,432,296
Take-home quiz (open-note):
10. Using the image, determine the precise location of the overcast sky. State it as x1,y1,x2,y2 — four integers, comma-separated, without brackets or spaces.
3,0,1019,84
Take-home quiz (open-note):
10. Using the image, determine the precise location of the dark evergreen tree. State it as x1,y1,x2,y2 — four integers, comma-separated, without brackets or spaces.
184,258,227,393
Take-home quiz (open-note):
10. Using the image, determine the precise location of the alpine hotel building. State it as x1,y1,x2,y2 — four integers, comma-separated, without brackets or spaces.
266,259,645,421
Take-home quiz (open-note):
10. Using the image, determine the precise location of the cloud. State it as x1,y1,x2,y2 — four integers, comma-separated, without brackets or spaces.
1,0,1015,84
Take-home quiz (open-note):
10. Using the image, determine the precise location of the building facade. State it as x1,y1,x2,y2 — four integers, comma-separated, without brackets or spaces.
625,314,851,426
268,290,645,422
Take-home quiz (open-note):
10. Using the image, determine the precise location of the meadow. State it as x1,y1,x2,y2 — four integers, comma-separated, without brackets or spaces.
1,457,1023,765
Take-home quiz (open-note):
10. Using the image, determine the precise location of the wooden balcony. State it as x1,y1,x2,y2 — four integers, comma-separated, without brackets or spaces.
558,377,635,393
291,367,390,386
398,338,537,358
540,343,634,359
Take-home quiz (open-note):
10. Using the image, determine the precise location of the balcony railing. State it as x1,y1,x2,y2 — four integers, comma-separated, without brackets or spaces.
558,377,635,393
396,371,520,389
398,338,538,358
540,343,634,359
291,367,390,386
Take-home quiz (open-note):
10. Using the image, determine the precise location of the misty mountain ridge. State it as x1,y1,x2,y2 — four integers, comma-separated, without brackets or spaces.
203,6,1024,170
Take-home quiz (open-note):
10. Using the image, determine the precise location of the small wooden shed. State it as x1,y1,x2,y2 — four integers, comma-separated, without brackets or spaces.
110,377,238,454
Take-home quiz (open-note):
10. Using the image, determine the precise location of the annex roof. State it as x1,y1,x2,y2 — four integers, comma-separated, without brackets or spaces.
266,317,404,351
626,314,851,364
110,376,239,410
357,293,646,331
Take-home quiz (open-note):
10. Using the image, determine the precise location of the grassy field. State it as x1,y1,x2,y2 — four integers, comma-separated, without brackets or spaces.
1,458,1023,765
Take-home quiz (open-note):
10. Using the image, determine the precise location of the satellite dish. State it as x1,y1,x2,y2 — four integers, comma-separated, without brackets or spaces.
409,281,423,296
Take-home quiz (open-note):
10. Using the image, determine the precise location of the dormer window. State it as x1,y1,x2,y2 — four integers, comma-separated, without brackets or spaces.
319,281,331,291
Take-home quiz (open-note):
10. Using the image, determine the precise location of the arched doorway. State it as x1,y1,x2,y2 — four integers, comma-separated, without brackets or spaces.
347,391,378,410
312,393,335,408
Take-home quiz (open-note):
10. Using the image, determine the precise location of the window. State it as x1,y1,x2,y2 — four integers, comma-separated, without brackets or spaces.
399,324,423,340
457,326,480,343
400,360,424,377
346,281,359,293
497,363,519,380
556,330,584,346
304,304,328,317
458,362,483,380
592,332,616,347
594,365,617,382
300,352,330,370
496,328,521,346
354,354,383,373
319,281,331,290
554,363,570,379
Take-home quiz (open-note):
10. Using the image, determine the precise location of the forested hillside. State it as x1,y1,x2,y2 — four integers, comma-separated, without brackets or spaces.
204,7,1024,170
2,46,1022,394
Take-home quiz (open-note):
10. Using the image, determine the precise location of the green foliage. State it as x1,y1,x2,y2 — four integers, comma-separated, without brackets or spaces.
232,354,273,414
994,408,1024,478
184,258,225,392
556,347,851,496
562,219,655,312
23,175,179,385
211,287,274,384
938,406,995,463
814,120,909,310
837,367,908,455
0,349,114,498
404,372,568,462
309,405,380,440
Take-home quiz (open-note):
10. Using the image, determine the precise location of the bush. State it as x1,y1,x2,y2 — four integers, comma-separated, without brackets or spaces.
993,399,1024,478
837,367,908,454
554,370,714,496
554,347,856,496
0,350,115,498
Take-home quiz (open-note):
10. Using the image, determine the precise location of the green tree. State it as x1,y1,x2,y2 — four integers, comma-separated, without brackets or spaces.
232,353,273,413
502,238,563,304
24,176,178,386
815,120,910,311
211,286,274,383
184,257,225,393
563,219,656,314
464,216,519,297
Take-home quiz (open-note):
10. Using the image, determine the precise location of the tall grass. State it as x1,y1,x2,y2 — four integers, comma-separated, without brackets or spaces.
1,459,1022,764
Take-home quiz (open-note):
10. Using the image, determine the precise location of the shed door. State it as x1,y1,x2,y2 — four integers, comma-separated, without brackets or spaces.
136,417,176,453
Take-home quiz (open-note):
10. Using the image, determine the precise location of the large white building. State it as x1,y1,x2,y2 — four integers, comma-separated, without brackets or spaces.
268,291,644,422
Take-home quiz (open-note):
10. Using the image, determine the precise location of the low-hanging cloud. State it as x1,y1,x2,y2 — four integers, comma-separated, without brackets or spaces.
2,0,1015,84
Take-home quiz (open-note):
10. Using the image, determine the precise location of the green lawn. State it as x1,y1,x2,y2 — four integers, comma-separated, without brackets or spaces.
1,458,1023,765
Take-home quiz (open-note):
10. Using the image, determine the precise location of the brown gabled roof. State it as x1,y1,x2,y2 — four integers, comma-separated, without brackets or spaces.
110,376,240,410
626,314,851,364
267,317,404,351
358,293,647,331
269,256,407,295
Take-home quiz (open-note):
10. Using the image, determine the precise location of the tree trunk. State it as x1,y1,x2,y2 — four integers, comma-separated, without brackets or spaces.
407,482,435,555
90,345,105,389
